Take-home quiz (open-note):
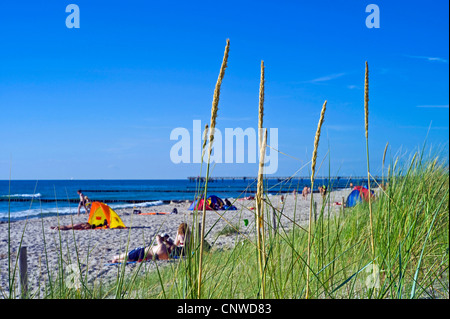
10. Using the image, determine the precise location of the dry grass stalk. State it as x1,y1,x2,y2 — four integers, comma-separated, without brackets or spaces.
364,61,375,261
364,63,377,295
208,39,230,146
198,39,230,298
311,101,327,180
306,100,327,299
256,61,266,298
365,61,369,139
201,124,209,161
256,128,267,298
382,142,389,188
382,142,388,166
258,60,265,150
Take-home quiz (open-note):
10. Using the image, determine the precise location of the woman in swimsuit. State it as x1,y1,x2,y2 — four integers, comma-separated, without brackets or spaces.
172,223,191,257
110,235,169,263
77,190,90,215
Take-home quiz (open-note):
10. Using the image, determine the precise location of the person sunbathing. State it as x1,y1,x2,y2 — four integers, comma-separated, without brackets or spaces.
51,219,107,230
161,233,175,254
110,235,169,263
171,222,191,257
51,222,95,230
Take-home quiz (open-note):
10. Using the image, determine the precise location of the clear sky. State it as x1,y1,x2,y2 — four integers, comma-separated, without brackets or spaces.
0,0,448,180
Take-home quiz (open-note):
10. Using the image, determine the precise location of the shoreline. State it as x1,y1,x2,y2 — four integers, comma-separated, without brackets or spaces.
1,188,333,203
0,187,343,224
0,189,353,297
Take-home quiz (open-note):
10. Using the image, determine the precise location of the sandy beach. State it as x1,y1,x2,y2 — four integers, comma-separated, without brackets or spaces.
0,189,352,298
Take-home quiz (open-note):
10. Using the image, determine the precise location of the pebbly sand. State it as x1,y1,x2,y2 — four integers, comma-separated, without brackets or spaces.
0,189,353,298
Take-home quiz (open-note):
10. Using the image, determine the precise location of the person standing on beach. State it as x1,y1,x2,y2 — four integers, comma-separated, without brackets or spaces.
302,186,309,200
319,185,327,200
77,190,89,215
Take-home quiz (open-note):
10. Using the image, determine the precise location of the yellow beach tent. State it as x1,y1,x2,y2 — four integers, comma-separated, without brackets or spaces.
88,202,126,229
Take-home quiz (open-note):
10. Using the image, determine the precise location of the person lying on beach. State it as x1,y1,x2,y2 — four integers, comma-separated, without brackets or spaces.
161,233,175,254
110,235,169,263
51,222,95,230
51,219,107,230
238,196,255,201
171,222,191,257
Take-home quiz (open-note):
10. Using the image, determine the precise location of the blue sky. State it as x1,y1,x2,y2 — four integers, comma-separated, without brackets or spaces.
0,0,448,179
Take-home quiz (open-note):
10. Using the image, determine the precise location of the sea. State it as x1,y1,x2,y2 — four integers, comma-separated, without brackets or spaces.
0,177,376,222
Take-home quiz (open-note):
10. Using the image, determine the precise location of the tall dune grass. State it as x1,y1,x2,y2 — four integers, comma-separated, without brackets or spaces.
306,100,327,299
197,38,230,298
364,61,375,263
137,152,447,299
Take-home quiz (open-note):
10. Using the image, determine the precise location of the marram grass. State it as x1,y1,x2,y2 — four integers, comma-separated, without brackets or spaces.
258,60,265,149
198,38,230,298
114,152,447,299
256,128,267,298
256,61,266,298
364,61,376,265
306,100,327,299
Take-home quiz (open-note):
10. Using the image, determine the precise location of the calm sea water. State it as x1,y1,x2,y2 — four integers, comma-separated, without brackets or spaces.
0,178,374,222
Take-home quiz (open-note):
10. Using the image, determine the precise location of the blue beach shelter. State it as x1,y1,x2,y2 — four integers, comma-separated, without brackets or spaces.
346,186,373,208
346,189,363,207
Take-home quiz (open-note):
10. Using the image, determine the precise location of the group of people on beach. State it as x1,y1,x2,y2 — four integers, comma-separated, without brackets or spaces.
301,186,311,199
278,185,327,203
110,222,191,263
65,184,363,265
299,185,327,200
49,190,93,230
54,190,192,264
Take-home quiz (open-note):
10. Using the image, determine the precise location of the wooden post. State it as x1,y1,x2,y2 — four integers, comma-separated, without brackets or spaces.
19,246,27,298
